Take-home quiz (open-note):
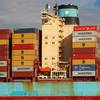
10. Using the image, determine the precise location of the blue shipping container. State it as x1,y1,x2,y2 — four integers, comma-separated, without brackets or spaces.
72,65,95,71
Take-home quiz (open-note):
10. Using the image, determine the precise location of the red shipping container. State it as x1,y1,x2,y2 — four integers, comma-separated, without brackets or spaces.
74,26,97,31
0,56,8,60
0,48,8,51
12,44,34,50
72,54,96,59
0,29,11,34
0,45,8,56
0,34,10,39
12,71,33,78
0,67,7,72
0,52,8,56
73,48,95,54
0,45,8,53
0,45,8,49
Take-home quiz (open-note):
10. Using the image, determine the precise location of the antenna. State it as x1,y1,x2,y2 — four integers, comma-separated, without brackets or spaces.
45,3,51,12
53,1,58,15
45,3,48,11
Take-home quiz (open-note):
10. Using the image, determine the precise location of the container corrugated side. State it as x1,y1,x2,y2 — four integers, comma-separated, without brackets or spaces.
12,66,33,72
0,40,9,45
0,29,11,34
74,26,97,31
0,51,8,56
12,72,33,77
0,34,10,39
72,42,96,48
73,36,96,42
72,54,96,59
0,45,8,49
0,56,9,60
72,71,95,77
12,50,35,55
73,48,96,54
0,46,9,52
12,39,35,44
12,60,33,66
0,61,7,66
73,31,97,37
0,45,9,56
12,55,35,60
72,59,95,65
12,33,37,39
72,65,95,71
0,67,7,72
0,72,7,77
12,44,34,50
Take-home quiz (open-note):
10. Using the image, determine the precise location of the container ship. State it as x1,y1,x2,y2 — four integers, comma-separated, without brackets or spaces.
0,29,11,82
0,4,100,82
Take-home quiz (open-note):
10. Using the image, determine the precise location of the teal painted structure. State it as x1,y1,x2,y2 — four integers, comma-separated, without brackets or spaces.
57,4,79,25
58,8,78,17
0,82,100,96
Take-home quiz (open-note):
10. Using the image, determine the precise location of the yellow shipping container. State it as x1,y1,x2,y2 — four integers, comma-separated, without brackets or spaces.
12,60,33,66
12,55,35,60
12,39,35,44
12,33,37,39
72,59,95,65
0,40,9,45
12,50,35,55
72,42,96,48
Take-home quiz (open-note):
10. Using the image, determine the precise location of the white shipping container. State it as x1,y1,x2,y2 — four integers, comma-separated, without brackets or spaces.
73,37,97,42
0,72,7,77
73,31,97,37
0,61,7,66
12,66,34,72
72,71,95,76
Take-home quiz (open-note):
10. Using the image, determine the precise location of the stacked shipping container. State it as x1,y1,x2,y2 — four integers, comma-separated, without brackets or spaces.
96,27,100,81
0,29,11,81
72,26,97,80
12,28,39,80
